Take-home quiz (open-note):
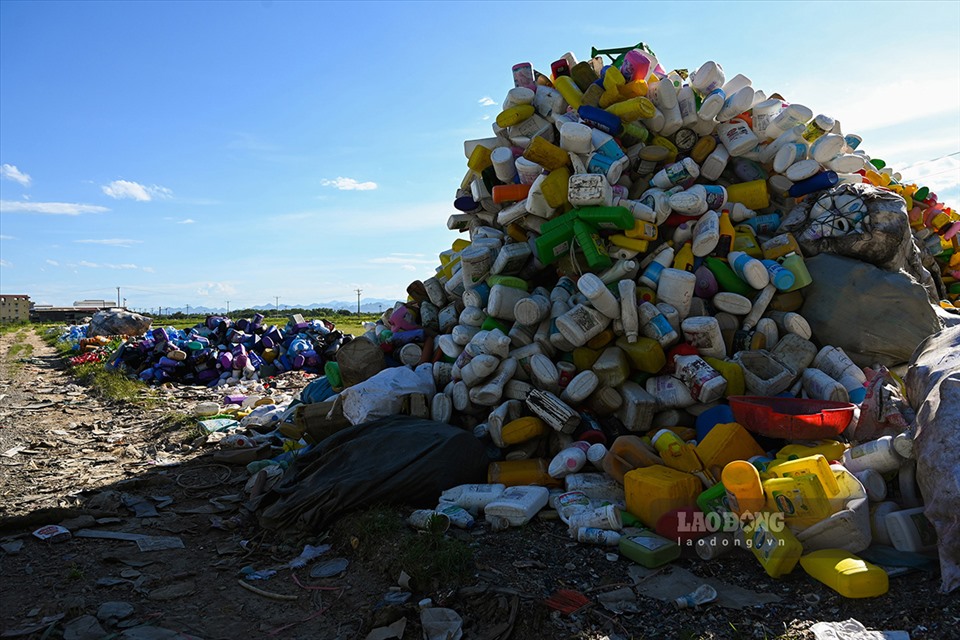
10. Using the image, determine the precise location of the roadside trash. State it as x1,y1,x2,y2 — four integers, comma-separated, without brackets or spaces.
420,605,464,640
408,510,451,533
32,525,71,543
544,589,591,615
310,557,349,578
675,583,718,609
809,618,910,640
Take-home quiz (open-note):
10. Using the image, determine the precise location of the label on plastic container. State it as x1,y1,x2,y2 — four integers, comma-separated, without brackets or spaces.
626,533,672,551
645,314,674,341
676,356,722,401
664,161,693,185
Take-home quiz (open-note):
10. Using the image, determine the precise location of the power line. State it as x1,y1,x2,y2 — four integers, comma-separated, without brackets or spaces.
897,150,960,172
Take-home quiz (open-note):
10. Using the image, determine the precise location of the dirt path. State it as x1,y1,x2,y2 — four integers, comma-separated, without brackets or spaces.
0,328,954,640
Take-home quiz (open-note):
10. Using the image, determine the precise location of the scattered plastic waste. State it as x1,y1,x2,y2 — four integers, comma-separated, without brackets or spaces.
675,583,718,609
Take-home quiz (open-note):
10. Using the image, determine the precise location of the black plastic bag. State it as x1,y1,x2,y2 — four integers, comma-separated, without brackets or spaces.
257,415,488,532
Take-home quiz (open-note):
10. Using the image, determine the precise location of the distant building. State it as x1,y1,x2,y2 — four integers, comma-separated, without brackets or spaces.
73,299,116,308
0,294,31,323
30,300,119,324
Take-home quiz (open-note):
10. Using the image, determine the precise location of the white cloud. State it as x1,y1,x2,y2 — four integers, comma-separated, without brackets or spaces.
74,238,143,248
320,177,378,191
101,180,173,201
196,282,237,296
46,259,59,266
0,164,31,187
899,156,960,197
0,200,109,215
73,261,140,270
0,259,12,267
478,96,496,107
142,266,155,273
0,234,13,240
176,218,195,224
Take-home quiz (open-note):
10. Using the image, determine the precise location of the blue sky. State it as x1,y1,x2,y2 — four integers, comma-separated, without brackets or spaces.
1,1,958,312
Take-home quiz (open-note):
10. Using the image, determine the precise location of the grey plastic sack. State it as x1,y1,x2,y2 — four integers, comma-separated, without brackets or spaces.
780,182,938,300
904,323,960,593
88,309,152,337
800,254,941,367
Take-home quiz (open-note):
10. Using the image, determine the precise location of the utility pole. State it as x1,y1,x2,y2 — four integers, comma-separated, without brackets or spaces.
356,288,362,315
123,297,127,309
116,286,121,307
226,301,230,314
275,296,280,315
186,304,190,316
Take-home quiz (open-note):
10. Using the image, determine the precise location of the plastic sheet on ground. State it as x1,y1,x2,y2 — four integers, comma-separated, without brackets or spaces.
631,565,780,609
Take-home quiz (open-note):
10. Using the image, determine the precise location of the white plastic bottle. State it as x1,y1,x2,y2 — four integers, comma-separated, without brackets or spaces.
575,527,622,546
555,304,611,348
842,436,904,474
577,273,620,319
763,103,813,141
638,246,675,289
619,279,639,343
717,86,755,122
751,98,782,138
677,85,699,127
717,118,759,156
650,157,700,189
600,259,638,284
691,210,720,257
811,133,846,165
728,251,770,289
639,301,679,347
699,142,729,182
469,357,518,406
669,184,727,216
801,368,850,402
439,484,507,515
548,441,591,478
759,124,806,164
654,77,684,137
560,370,599,405
680,316,726,359
674,354,727,403
656,269,697,318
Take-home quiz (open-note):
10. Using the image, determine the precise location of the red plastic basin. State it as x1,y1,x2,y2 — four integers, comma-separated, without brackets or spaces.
728,396,855,440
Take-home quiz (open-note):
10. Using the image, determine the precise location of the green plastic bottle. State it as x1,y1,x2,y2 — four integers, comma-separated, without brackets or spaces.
704,256,754,296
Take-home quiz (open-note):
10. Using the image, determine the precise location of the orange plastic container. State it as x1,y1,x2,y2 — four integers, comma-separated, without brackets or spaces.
624,465,701,528
487,458,561,488
602,435,664,484
492,183,532,204
696,422,765,480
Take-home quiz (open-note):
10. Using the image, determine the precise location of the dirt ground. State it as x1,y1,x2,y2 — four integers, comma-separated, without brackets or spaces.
0,328,955,640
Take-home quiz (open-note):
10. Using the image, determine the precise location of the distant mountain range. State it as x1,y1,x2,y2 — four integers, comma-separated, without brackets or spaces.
156,298,400,316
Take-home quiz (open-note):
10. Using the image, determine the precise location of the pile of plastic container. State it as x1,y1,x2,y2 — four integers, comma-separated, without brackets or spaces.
61,312,347,385
367,43,952,598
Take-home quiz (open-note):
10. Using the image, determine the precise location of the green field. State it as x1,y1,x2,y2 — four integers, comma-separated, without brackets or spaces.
156,312,382,337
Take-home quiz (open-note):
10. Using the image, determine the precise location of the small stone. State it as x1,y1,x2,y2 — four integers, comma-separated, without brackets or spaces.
63,615,107,640
97,601,135,623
